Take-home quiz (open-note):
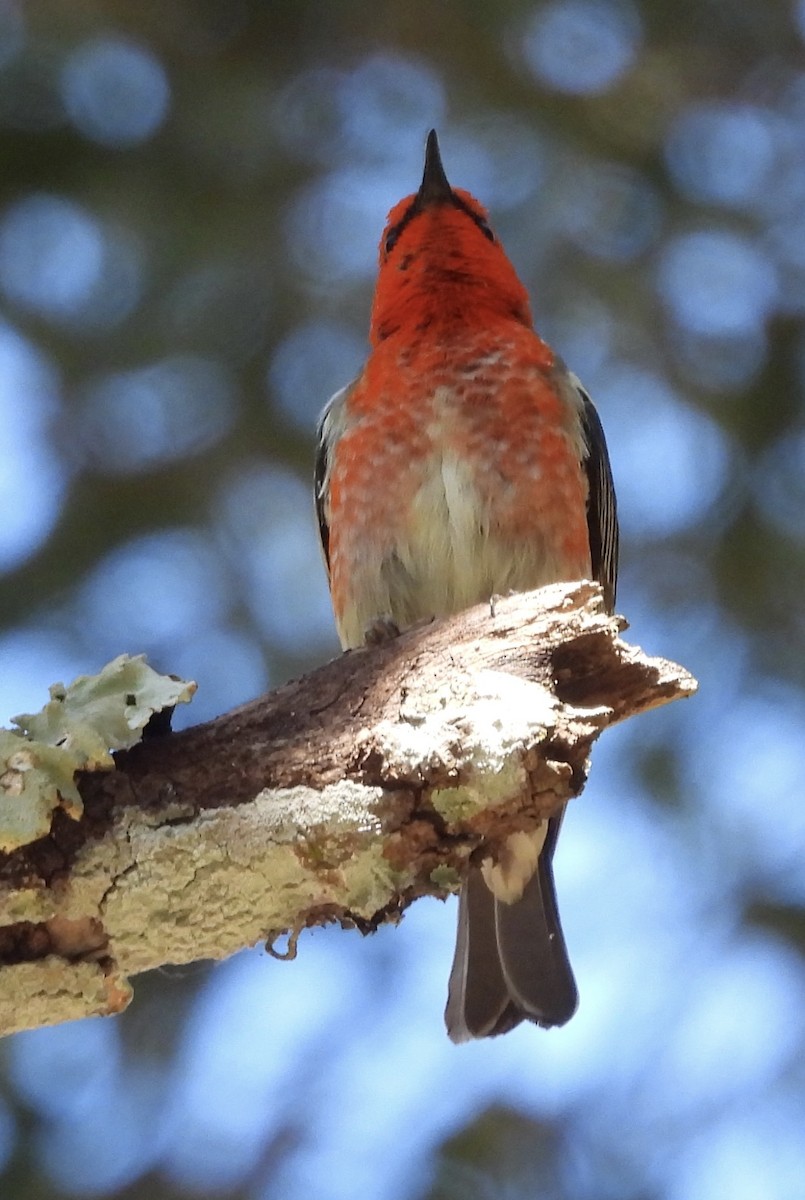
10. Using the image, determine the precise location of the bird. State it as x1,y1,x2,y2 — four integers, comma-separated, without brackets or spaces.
314,129,618,1041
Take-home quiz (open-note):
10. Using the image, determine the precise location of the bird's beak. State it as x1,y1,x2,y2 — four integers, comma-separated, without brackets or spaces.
417,130,453,206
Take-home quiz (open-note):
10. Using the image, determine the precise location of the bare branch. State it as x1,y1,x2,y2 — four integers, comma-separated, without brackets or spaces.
0,581,696,1036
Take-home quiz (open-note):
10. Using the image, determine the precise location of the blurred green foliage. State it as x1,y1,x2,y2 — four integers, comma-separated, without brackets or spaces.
1,1,805,1198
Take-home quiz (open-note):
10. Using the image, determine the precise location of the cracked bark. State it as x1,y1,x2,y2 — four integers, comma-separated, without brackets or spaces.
0,581,696,1037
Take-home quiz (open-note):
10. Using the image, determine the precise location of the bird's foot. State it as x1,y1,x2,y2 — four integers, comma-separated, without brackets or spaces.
363,615,401,645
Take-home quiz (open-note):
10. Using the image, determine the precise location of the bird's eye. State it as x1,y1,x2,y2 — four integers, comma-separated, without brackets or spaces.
476,218,495,243
385,227,400,254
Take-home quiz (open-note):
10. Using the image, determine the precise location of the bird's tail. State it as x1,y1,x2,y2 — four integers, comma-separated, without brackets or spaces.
444,816,578,1041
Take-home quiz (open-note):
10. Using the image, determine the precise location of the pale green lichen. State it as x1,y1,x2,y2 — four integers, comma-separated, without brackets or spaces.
344,850,407,912
430,864,461,891
0,655,196,854
431,757,525,825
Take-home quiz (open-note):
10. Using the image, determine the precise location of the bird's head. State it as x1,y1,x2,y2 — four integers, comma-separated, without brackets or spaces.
370,130,532,344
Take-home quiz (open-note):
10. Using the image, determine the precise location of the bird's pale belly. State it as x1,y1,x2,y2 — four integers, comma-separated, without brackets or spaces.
334,445,591,649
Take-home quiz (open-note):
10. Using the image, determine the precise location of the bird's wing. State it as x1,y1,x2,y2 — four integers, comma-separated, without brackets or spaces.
314,383,352,576
572,376,619,613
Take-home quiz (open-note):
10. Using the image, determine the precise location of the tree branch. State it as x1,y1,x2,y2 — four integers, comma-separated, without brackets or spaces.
0,581,696,1036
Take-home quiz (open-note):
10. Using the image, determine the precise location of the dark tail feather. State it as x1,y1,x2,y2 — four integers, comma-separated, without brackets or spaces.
445,867,518,1041
444,817,577,1042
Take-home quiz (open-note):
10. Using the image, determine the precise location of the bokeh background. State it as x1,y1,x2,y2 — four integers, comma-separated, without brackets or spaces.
1,0,805,1196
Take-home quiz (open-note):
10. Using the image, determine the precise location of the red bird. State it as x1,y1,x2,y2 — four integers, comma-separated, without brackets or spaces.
315,131,618,1040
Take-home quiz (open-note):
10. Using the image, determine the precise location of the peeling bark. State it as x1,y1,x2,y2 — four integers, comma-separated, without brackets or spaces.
0,581,696,1036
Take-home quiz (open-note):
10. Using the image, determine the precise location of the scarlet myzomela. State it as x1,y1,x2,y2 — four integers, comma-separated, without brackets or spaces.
315,130,618,1041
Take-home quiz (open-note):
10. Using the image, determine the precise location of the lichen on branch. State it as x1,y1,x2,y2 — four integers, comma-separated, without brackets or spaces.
0,655,196,853
0,581,696,1037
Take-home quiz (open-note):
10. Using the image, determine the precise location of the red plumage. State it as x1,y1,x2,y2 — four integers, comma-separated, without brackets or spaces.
315,131,618,1040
